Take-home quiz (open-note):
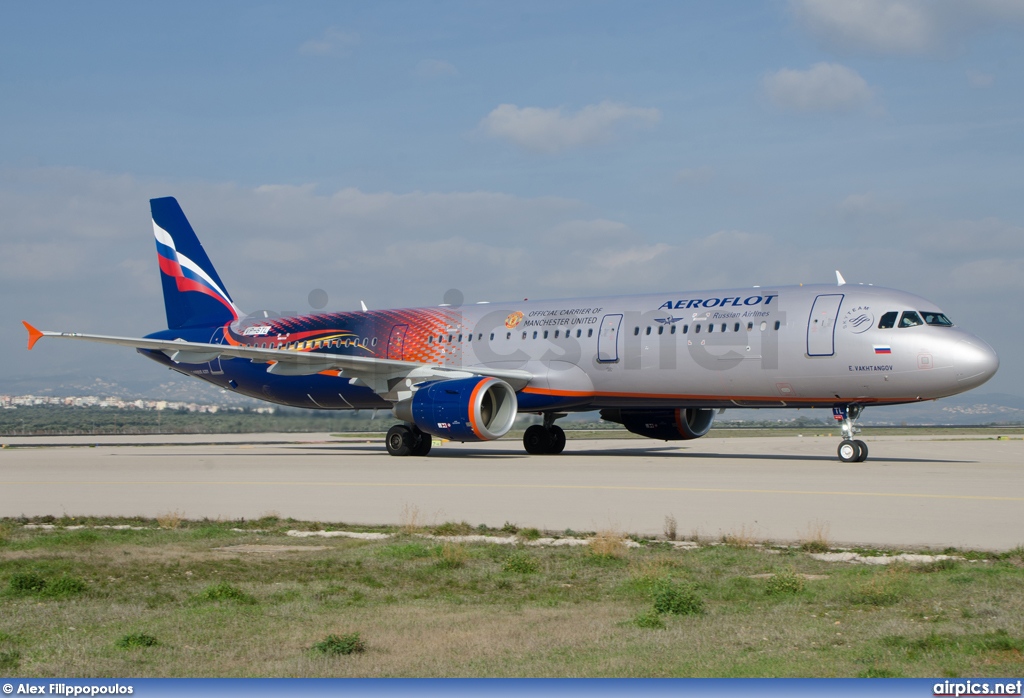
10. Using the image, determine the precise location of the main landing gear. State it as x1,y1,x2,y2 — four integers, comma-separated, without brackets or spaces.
523,413,566,455
385,424,432,457
834,405,868,463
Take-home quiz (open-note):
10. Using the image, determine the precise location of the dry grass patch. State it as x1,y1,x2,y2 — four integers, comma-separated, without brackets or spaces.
398,503,423,535
663,515,677,541
799,519,831,553
589,530,628,559
721,524,757,548
157,510,184,530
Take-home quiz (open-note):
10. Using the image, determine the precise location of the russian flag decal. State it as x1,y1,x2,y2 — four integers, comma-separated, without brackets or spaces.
874,345,892,354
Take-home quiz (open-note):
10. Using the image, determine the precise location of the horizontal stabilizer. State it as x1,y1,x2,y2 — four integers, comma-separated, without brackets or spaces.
23,321,44,351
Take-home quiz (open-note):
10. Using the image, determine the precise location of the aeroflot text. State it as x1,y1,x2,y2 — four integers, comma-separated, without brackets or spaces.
934,680,1023,696
658,295,778,311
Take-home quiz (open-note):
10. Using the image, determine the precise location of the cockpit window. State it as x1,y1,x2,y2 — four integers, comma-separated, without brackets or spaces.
921,311,953,327
899,311,924,328
878,311,898,329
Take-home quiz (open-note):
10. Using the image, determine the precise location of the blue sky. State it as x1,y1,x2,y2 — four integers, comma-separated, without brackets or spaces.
2,1,1023,395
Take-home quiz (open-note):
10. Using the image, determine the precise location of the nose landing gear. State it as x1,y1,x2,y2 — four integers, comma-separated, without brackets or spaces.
834,406,868,462
523,413,567,455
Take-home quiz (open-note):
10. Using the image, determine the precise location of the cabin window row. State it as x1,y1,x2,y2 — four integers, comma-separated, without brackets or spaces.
633,321,780,336
429,328,597,343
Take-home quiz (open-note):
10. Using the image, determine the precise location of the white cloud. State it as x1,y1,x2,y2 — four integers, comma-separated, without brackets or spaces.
414,59,458,79
479,101,661,154
764,63,874,113
790,0,1024,54
299,27,359,56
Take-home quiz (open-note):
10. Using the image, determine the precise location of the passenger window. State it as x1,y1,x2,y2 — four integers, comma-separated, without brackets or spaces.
588,329,593,338
448,334,453,342
532,331,538,339
490,333,495,340
657,325,664,335
634,327,640,336
695,324,701,334
670,325,676,334
467,334,472,342
522,332,527,340
458,334,463,342
577,329,582,338
721,323,727,332
734,323,740,332
747,322,753,331
682,325,688,334
372,338,377,346
645,327,652,336
543,330,549,339
708,324,714,333
899,311,923,328
878,311,898,329
506,332,511,340
774,321,781,330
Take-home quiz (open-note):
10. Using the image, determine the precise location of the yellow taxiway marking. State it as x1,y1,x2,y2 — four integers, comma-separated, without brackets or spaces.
2,481,1023,502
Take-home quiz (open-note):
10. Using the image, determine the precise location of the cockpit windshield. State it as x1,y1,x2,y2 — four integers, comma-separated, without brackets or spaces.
899,311,923,328
921,311,953,327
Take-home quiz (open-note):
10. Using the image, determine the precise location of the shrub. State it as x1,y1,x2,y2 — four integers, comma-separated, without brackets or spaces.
432,521,473,536
500,522,519,534
45,574,88,598
116,633,159,649
312,632,365,656
765,570,805,596
196,582,257,604
502,551,539,574
518,527,541,541
9,572,48,594
652,579,704,615
634,609,666,629
435,542,467,569
0,650,20,672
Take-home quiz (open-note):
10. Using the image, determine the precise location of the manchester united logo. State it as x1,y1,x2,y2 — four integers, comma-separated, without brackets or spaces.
505,311,524,329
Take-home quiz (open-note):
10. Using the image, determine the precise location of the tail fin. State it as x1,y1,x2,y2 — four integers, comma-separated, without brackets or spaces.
151,197,240,329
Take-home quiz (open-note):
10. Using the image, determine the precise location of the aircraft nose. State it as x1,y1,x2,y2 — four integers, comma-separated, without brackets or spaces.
954,338,999,389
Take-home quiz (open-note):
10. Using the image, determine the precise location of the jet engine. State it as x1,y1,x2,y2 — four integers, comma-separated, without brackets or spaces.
600,407,715,441
394,376,518,442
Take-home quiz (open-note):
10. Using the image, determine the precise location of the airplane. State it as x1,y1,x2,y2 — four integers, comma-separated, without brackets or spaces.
23,197,999,462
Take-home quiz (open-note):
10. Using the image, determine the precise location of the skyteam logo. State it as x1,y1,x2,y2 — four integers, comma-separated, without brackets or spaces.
154,222,240,321
842,306,873,334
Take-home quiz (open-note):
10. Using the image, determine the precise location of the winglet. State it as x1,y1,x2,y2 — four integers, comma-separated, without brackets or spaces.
23,321,44,350
360,300,369,312
836,270,847,286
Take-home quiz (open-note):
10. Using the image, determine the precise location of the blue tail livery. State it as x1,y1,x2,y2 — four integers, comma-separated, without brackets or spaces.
151,196,239,329
23,197,998,461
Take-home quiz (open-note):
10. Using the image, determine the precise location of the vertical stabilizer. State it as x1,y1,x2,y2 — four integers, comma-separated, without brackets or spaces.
151,197,240,329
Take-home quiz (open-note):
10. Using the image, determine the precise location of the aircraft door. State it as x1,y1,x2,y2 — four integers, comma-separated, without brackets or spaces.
206,326,225,374
806,294,844,357
597,314,622,363
387,324,408,360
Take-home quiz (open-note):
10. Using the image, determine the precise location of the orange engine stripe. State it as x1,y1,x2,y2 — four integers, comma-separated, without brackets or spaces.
467,378,490,440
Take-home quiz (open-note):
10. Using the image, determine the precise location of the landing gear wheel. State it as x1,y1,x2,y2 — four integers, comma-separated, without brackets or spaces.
838,439,859,463
523,425,553,455
386,425,413,456
549,425,566,454
853,439,868,462
410,432,432,457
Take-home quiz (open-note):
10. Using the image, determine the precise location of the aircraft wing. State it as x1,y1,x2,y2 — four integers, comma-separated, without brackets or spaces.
22,322,533,401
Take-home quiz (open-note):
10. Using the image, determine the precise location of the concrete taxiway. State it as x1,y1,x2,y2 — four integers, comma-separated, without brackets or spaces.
1,433,1022,550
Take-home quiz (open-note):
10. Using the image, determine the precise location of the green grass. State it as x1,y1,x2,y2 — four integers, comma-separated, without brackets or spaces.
311,632,365,656
1,516,1022,677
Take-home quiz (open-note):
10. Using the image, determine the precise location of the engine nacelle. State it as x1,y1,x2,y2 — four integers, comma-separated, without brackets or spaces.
394,376,518,442
600,407,715,441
